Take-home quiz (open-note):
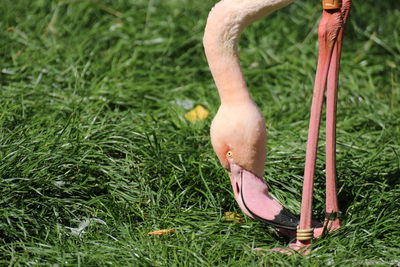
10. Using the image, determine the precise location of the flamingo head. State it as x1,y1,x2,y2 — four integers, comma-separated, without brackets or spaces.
210,100,300,229
210,100,266,177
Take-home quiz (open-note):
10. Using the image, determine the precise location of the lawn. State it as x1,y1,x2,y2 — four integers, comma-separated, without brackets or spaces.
1,0,399,265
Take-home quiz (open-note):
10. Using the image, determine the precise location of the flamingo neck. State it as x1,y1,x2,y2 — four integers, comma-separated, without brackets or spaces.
205,46,250,104
203,0,293,105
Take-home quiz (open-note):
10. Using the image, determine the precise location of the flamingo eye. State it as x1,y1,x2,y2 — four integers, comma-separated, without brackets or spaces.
226,151,233,158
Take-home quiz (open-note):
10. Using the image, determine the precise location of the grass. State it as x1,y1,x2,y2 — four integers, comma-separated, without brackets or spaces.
1,0,399,265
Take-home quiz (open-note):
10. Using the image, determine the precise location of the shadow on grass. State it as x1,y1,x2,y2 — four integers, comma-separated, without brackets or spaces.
385,169,400,187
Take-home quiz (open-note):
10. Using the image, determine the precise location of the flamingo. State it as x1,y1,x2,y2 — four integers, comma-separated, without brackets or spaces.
203,0,351,252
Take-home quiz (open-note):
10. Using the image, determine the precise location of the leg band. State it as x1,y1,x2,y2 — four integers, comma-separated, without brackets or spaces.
296,228,314,241
322,0,341,10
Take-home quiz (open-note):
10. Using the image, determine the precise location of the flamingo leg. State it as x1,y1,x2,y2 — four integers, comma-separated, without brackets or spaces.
325,0,352,230
273,13,339,251
294,5,346,252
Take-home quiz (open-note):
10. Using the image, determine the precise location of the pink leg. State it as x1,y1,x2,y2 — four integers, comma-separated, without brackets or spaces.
294,9,343,250
325,40,341,230
273,2,352,254
325,0,352,231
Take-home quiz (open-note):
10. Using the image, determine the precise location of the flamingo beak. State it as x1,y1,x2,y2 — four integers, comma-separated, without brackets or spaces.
227,158,300,230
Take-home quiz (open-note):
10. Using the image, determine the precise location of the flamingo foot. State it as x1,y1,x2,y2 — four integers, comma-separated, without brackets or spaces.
276,223,339,240
273,241,312,255
312,217,341,238
259,218,341,255
254,241,311,255
275,218,323,239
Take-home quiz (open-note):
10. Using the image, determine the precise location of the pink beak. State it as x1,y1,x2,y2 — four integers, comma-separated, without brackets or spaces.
227,158,300,230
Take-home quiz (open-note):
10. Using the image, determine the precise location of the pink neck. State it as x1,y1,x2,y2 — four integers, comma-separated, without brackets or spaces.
203,0,294,104
204,39,251,104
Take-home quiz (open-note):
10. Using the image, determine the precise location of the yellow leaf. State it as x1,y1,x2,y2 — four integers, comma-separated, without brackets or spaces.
184,105,209,122
222,212,244,223
147,229,176,236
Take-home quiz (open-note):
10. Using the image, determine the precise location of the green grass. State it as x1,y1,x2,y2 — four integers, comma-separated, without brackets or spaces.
1,0,399,265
